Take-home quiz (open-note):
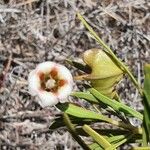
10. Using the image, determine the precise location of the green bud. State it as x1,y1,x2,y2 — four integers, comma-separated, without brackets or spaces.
83,49,123,98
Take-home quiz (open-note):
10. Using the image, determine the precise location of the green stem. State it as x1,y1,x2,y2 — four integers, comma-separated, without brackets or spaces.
63,113,91,150
106,50,143,95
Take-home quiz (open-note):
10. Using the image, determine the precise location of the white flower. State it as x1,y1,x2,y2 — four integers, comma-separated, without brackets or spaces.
28,61,73,107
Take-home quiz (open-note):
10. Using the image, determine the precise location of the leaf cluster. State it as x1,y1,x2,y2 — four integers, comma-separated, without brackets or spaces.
49,13,150,150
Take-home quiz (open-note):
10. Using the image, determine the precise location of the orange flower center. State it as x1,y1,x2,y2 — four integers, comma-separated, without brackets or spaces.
38,68,67,93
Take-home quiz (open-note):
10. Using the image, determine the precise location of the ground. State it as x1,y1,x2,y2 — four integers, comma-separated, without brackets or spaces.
0,0,149,150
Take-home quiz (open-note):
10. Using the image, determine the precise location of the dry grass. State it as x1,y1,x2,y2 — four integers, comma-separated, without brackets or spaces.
0,0,149,149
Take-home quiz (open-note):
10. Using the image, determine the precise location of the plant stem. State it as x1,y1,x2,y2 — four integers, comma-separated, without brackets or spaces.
63,113,91,150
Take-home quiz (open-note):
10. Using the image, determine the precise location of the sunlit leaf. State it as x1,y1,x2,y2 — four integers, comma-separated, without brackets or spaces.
131,147,150,150
72,90,143,120
107,135,128,144
56,102,115,123
71,91,99,104
88,88,143,120
106,134,133,150
56,103,142,133
88,143,103,150
83,124,113,149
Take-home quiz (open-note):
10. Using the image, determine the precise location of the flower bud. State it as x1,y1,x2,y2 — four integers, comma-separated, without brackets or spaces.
83,49,123,98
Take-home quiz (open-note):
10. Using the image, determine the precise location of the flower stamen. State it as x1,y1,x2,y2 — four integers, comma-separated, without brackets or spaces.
58,79,67,87
46,79,56,89
38,69,68,93
50,68,58,78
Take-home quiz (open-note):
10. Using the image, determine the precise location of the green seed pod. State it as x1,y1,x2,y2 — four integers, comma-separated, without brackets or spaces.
83,49,123,98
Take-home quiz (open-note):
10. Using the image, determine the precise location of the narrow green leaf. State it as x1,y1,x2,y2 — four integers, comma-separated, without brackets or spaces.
83,125,113,149
143,64,150,145
72,91,130,123
107,135,127,144
72,90,143,120
88,143,103,150
142,125,148,146
50,116,95,130
144,64,150,105
71,92,99,103
57,103,118,123
89,88,143,120
57,103,142,134
66,59,91,73
106,134,133,150
131,147,150,150
76,128,132,136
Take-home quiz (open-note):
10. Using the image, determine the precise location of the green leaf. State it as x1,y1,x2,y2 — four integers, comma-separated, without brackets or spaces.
50,115,95,130
65,59,91,73
88,143,103,150
89,88,143,120
76,127,142,144
57,103,116,123
106,134,133,150
72,90,143,120
72,92,128,122
83,124,113,149
144,64,150,105
71,92,99,104
131,147,150,150
142,64,150,145
76,128,134,137
57,103,142,133
107,135,128,144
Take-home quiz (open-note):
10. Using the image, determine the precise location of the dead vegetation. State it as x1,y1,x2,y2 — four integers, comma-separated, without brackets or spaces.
0,0,149,149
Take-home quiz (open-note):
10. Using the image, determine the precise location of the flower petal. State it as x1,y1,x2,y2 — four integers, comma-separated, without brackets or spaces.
38,91,59,107
57,64,73,82
57,83,73,102
28,70,41,96
36,61,56,74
